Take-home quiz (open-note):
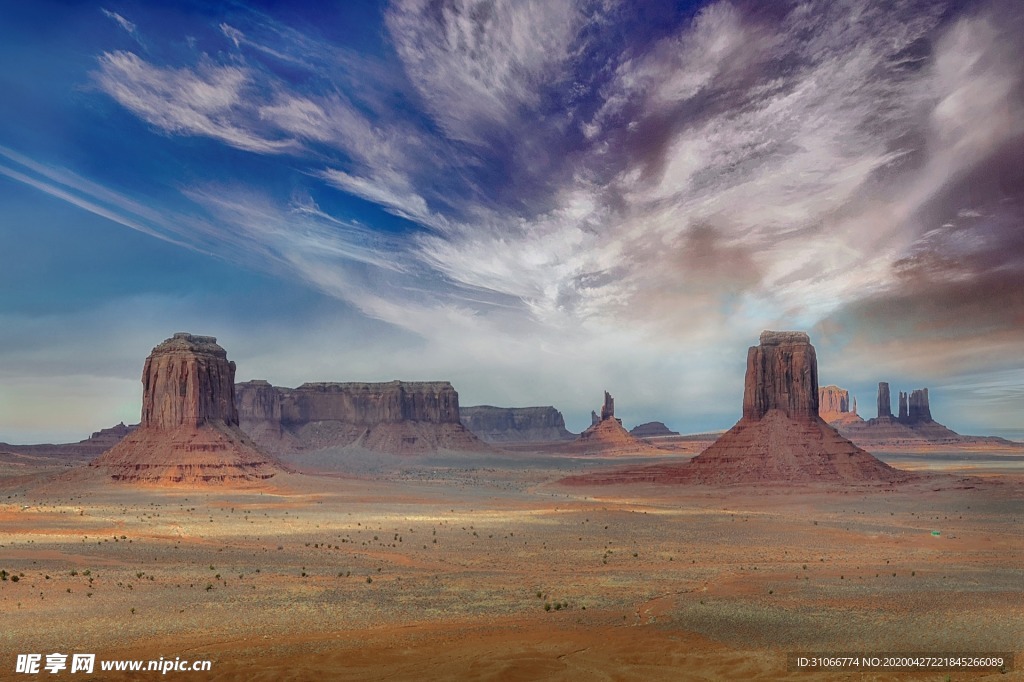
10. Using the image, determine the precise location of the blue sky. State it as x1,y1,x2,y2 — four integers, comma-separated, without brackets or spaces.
1,0,1022,442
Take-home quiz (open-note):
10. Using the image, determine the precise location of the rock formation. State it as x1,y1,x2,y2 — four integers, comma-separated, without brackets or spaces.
591,411,600,426
818,385,849,417
556,391,664,456
908,389,931,423
629,422,680,438
564,331,906,485
92,333,283,484
818,385,864,427
877,382,892,419
459,406,575,443
839,383,964,445
0,423,138,461
235,380,487,454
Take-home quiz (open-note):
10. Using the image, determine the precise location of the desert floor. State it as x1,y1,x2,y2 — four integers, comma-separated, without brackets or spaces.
0,449,1022,681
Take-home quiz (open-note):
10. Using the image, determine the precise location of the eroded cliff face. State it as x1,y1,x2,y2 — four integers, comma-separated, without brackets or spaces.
818,385,864,426
235,380,486,454
459,406,575,443
819,385,850,417
742,331,819,421
140,333,239,429
877,382,893,419
92,333,283,485
279,382,461,425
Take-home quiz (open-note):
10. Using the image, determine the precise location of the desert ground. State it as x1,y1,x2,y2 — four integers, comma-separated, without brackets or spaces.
1,449,1022,681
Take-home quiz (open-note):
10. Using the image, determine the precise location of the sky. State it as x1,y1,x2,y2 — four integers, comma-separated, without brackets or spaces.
1,0,1022,443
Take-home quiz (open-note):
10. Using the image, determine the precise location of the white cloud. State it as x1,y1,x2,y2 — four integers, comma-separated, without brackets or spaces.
385,0,584,142
94,51,295,153
101,8,141,43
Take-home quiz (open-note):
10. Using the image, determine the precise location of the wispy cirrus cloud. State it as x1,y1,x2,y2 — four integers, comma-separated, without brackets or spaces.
101,8,143,45
384,0,585,144
94,51,295,153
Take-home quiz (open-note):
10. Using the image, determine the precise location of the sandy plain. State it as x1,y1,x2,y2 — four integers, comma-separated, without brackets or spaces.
1,448,1022,681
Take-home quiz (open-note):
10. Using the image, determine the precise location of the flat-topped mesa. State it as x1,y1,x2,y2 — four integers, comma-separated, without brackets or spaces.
819,385,865,427
742,330,818,421
234,380,486,454
459,406,575,443
141,333,239,429
93,333,283,485
283,381,460,425
877,382,893,419
819,385,849,417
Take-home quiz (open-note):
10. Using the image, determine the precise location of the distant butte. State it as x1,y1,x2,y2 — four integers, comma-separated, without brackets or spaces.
835,381,992,446
91,333,284,484
555,391,665,456
459,405,575,443
629,422,680,438
235,379,488,454
818,385,864,427
564,331,910,485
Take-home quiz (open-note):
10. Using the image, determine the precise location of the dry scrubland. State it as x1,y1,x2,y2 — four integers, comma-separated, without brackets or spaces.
1,453,1022,681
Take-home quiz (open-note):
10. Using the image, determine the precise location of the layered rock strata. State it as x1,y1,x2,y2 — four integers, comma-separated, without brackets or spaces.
565,331,906,485
459,406,575,443
92,334,283,484
236,380,487,454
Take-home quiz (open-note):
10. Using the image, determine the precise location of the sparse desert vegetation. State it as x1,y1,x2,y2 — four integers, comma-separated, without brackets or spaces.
1,453,1022,680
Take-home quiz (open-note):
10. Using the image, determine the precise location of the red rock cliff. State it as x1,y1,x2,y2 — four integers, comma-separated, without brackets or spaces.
140,333,239,429
93,334,283,484
742,331,818,420
235,380,486,454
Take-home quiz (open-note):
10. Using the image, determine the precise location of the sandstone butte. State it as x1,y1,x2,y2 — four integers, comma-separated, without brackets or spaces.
91,333,284,484
836,381,967,445
818,384,864,427
555,391,665,456
564,331,910,485
459,405,575,443
235,379,488,454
